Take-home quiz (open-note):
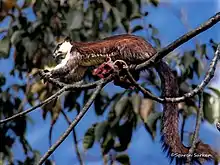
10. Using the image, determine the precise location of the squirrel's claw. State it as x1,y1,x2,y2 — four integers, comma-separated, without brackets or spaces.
38,70,52,83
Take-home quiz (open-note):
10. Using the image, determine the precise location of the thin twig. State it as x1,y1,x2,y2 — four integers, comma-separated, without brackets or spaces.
125,68,162,100
0,79,110,124
48,123,55,161
38,70,81,88
37,81,105,165
61,110,84,165
126,45,220,103
162,45,220,102
135,12,220,71
186,92,204,164
0,87,64,124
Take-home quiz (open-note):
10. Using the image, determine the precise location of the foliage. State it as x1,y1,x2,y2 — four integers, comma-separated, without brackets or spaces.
0,0,219,164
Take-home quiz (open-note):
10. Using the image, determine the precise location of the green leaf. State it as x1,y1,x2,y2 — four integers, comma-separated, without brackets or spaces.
101,132,114,154
144,11,149,16
19,137,32,155
115,121,133,151
94,91,109,116
193,59,204,77
149,0,160,7
22,0,35,8
95,121,109,141
122,18,129,33
116,154,130,165
181,50,196,68
210,39,218,52
209,87,220,97
50,100,62,125
0,73,6,87
189,67,194,79
152,36,161,48
144,112,161,139
29,20,42,33
188,132,194,146
203,93,220,124
32,0,42,13
196,44,208,58
180,82,192,93
84,8,94,28
102,0,112,13
130,94,142,114
132,25,143,33
130,13,142,20
45,160,54,165
22,37,38,58
83,90,92,105
149,24,159,36
0,37,10,59
66,10,83,30
114,96,129,117
139,98,154,122
64,91,81,112
11,118,27,137
83,125,95,150
11,30,25,45
112,7,122,27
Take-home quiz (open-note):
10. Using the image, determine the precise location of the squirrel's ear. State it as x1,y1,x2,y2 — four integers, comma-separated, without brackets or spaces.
65,36,72,42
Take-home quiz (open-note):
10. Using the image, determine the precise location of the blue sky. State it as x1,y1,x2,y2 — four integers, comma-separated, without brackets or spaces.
1,0,220,165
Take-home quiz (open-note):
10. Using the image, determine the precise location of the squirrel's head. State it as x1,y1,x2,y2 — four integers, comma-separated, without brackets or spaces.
53,37,72,64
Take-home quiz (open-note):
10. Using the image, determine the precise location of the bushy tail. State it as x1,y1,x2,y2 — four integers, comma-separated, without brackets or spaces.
155,60,219,165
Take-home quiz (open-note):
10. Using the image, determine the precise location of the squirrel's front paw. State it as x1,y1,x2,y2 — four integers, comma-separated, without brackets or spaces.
40,69,51,76
43,69,50,73
38,70,52,83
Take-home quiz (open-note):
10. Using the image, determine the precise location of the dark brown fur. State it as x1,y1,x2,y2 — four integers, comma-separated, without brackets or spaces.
72,34,154,63
49,34,219,164
155,61,218,164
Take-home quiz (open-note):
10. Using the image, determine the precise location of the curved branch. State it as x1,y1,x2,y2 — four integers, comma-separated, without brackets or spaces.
37,81,105,165
0,87,64,124
126,44,220,103
61,110,84,165
0,78,111,124
135,12,220,71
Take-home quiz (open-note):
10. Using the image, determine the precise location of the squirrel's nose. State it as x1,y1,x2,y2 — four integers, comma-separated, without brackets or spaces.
53,52,63,59
52,51,59,58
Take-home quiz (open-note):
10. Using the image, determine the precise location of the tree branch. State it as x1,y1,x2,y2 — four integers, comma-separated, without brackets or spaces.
126,44,220,103
61,110,84,165
186,92,204,164
135,12,220,71
39,70,94,88
0,87,64,124
0,78,111,124
37,81,105,165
